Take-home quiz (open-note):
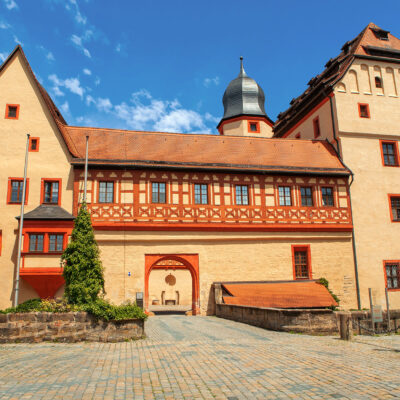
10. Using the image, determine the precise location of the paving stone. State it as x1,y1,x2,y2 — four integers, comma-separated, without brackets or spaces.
0,315,400,399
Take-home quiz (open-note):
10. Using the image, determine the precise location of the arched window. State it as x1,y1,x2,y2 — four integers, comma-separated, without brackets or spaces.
375,76,383,88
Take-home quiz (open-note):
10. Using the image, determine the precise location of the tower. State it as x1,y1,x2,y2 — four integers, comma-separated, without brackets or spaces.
217,57,274,137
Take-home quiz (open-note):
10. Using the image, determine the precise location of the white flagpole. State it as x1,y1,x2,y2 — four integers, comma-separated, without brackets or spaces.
83,135,89,203
14,133,30,307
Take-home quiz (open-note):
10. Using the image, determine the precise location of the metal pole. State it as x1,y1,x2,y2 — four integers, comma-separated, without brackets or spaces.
369,288,375,335
83,135,89,203
14,133,30,307
385,288,391,333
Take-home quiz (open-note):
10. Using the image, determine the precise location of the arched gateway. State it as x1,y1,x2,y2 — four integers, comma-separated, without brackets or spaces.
144,254,200,315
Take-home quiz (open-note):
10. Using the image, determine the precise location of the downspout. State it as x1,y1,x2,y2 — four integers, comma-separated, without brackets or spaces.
326,90,361,310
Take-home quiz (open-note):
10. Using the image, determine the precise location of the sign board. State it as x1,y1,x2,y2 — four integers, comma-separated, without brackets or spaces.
136,292,144,309
372,305,383,323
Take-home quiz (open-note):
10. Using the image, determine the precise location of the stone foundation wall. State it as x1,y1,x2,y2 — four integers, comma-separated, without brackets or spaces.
0,312,145,343
216,303,338,335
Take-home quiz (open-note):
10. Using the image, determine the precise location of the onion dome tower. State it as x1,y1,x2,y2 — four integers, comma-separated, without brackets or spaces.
217,57,274,137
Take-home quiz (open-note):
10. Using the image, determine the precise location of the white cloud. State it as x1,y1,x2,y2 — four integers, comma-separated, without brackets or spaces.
13,35,22,45
70,31,92,58
96,97,112,112
3,0,18,10
60,101,70,114
85,95,95,105
0,21,10,29
38,45,55,62
115,43,121,52
83,68,91,75
203,76,220,88
49,74,84,98
0,52,7,62
94,77,100,86
67,0,86,25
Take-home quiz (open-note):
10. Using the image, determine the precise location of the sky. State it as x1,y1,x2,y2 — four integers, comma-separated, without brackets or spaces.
1,0,400,135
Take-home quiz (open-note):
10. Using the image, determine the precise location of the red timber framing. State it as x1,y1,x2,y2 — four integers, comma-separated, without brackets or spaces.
144,254,200,315
19,219,73,299
73,169,352,231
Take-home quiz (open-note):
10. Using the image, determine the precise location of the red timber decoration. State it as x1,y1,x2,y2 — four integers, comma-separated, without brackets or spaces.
19,220,73,299
74,169,352,231
144,254,200,315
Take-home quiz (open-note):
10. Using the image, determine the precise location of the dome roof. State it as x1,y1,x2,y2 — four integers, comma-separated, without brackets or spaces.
221,57,267,121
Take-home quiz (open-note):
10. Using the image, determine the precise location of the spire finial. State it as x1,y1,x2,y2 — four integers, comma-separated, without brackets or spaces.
239,56,247,77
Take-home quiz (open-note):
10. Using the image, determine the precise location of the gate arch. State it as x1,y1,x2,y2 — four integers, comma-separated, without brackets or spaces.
144,254,199,315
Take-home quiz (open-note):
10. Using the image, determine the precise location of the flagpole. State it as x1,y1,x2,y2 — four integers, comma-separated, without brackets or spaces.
14,133,30,307
83,135,89,203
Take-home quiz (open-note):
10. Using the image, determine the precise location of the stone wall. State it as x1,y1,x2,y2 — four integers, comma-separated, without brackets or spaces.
0,312,145,343
216,303,338,335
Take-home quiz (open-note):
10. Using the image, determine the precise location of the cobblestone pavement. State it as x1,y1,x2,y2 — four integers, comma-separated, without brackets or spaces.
1,315,400,399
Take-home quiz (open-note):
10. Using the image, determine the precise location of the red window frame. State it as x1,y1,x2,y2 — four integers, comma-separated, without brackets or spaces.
278,186,292,206
313,117,321,138
7,177,29,204
40,178,62,205
388,194,400,222
194,183,209,205
300,186,314,207
28,233,45,253
380,140,399,167
98,180,115,203
5,104,20,120
292,245,312,280
151,181,167,204
235,185,250,205
358,103,370,118
248,121,260,134
48,233,65,253
23,232,68,254
28,137,40,152
383,260,400,291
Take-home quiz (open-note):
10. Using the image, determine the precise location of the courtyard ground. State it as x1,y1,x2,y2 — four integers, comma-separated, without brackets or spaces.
0,315,400,399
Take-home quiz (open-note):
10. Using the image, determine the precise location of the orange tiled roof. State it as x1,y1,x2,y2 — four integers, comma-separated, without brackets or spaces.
274,23,400,137
222,281,338,309
63,124,349,175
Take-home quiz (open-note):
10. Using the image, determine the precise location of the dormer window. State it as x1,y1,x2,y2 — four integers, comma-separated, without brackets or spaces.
371,27,389,41
5,104,19,120
375,77,383,88
248,121,260,133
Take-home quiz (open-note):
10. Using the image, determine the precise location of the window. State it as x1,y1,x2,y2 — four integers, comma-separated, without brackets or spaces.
10,180,24,203
375,76,383,88
43,180,60,204
29,234,44,252
99,181,114,203
381,141,399,166
358,103,370,118
300,187,313,206
152,182,166,203
321,187,334,206
5,104,19,120
292,246,312,280
390,196,400,222
49,234,64,252
248,121,260,133
384,262,400,290
194,184,208,204
313,117,320,138
278,186,291,206
28,137,39,152
235,185,249,205
295,133,301,139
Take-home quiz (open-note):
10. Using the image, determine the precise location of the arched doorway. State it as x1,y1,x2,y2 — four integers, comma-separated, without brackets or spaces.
145,254,199,315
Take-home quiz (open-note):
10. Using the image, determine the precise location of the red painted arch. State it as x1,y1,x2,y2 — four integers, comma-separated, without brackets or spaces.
145,254,200,315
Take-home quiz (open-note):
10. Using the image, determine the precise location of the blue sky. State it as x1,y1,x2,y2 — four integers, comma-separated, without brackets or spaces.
1,0,400,134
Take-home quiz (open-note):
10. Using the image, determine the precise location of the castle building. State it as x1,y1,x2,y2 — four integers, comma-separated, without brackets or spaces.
274,23,400,310
5,24,396,313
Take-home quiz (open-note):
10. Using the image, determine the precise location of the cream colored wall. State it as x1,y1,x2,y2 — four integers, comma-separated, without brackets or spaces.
282,100,334,141
339,134,400,309
335,59,400,136
0,52,73,308
95,230,357,313
222,119,273,138
149,269,192,305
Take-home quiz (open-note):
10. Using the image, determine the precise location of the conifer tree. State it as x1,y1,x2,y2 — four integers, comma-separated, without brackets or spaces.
62,203,104,304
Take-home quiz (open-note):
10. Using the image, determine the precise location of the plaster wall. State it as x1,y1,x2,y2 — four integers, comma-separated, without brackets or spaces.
222,119,273,138
94,230,357,314
0,52,73,308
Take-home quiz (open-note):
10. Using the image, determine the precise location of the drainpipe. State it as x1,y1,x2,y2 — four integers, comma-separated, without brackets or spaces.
326,90,361,310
